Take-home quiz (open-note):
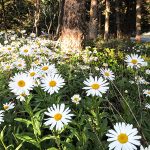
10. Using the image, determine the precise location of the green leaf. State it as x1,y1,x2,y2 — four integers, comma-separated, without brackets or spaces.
15,142,24,150
15,134,40,148
0,126,6,140
47,147,58,150
15,118,32,127
40,135,56,142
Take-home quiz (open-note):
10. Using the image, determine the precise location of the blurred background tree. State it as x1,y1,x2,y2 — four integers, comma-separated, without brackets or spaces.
0,0,150,41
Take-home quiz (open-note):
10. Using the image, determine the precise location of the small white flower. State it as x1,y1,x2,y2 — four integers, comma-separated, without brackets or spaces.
100,68,115,81
44,103,74,130
71,94,81,104
145,103,150,109
143,90,150,97
146,69,150,75
20,45,33,56
3,102,15,110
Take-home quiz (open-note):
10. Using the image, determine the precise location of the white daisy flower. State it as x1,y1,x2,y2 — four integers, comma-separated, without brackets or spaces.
1,62,14,71
125,54,143,67
3,102,15,110
39,63,58,75
9,73,34,96
125,54,145,68
41,74,65,95
27,67,40,79
0,110,4,124
14,58,26,70
30,33,36,38
20,45,33,56
106,122,141,150
83,76,109,97
16,92,30,101
44,103,74,130
145,103,150,109
143,90,150,97
4,45,15,54
146,69,150,75
140,145,150,150
100,68,115,81
71,94,81,104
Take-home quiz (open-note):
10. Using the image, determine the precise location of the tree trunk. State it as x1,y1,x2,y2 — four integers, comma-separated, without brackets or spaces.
88,0,98,40
98,1,102,36
104,0,110,41
34,0,41,36
59,0,86,52
116,0,121,39
135,0,142,42
56,0,65,37
1,0,7,32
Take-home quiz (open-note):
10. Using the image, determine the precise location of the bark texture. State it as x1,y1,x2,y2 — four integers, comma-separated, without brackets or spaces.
135,0,142,42
34,0,41,36
104,0,110,41
116,0,121,39
60,0,86,52
88,0,98,40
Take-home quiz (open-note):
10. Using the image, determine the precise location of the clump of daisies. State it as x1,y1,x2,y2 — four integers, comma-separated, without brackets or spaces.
125,54,146,68
71,94,81,104
44,103,74,130
106,122,141,150
83,76,109,97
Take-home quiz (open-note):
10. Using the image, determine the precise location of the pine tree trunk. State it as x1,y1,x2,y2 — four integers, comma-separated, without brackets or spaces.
88,0,98,40
34,0,41,36
98,1,102,36
56,0,65,36
104,0,110,41
135,0,142,42
116,0,121,39
59,0,86,52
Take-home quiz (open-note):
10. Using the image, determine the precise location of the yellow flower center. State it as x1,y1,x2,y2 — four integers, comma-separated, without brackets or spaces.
3,105,9,110
8,47,11,51
30,72,35,77
20,93,26,97
148,91,150,94
131,59,138,64
49,80,56,87
24,49,28,53
117,133,128,144
18,80,26,87
91,83,100,90
18,64,22,67
74,98,79,101
6,66,10,69
42,66,48,71
54,113,62,121
104,72,110,77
